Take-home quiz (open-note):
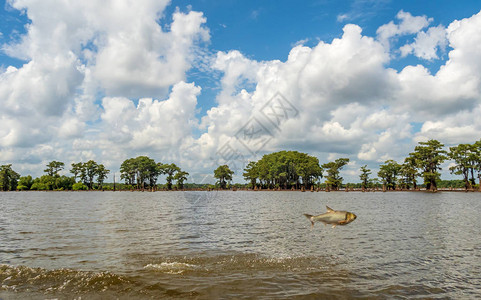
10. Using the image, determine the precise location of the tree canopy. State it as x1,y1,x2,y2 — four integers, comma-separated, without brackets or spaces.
120,156,162,189
3,138,481,192
214,165,234,189
378,160,401,190
410,139,447,191
242,151,323,190
0,164,20,191
322,158,349,191
359,165,371,190
71,160,110,190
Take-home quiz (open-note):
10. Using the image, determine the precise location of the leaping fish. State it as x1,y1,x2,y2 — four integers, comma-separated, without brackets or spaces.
304,206,357,228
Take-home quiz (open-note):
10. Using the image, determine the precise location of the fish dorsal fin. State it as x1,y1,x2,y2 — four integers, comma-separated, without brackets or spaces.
326,206,334,212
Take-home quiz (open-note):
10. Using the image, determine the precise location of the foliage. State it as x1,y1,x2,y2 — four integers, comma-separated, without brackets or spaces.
6,137,481,192
322,158,349,190
72,182,88,190
44,161,65,177
378,160,401,190
160,163,180,190
243,161,258,189
359,165,371,190
448,143,476,190
214,165,234,189
120,156,164,189
17,175,34,191
242,151,322,189
174,170,189,189
436,179,466,189
399,156,419,190
119,157,190,190
0,164,20,191
70,162,84,181
71,160,110,190
29,175,75,191
410,139,447,191
96,164,110,189
30,181,48,191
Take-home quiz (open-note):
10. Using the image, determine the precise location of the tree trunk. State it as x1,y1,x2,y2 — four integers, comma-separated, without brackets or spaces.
478,174,481,192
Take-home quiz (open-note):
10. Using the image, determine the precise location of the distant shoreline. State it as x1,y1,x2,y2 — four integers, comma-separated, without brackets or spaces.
3,188,480,193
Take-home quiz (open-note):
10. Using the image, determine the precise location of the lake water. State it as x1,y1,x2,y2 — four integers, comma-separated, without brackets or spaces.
0,191,480,299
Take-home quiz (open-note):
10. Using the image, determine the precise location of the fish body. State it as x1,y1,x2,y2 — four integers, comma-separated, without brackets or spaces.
304,206,357,228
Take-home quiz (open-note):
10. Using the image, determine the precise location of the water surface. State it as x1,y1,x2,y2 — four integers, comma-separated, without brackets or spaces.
1,191,480,299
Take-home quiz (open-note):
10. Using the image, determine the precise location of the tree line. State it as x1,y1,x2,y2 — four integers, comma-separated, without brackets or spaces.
0,156,188,191
119,156,189,190
370,139,481,192
240,139,481,192
242,151,324,190
1,139,481,192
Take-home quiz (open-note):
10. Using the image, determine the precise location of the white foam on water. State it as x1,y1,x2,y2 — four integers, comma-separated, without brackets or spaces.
143,262,198,274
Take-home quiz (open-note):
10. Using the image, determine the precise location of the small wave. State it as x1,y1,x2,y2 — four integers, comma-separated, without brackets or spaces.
0,264,132,294
144,262,199,274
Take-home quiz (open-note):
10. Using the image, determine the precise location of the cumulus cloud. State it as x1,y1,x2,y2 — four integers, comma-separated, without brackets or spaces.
100,81,201,152
0,0,209,174
400,25,448,60
94,9,209,98
198,24,397,162
377,10,432,49
1,3,481,183
194,11,481,180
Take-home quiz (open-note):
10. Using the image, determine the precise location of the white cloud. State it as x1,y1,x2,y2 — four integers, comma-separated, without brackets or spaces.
377,10,432,50
94,9,209,98
401,25,448,60
0,0,209,169
337,14,349,22
1,3,481,183
98,81,201,160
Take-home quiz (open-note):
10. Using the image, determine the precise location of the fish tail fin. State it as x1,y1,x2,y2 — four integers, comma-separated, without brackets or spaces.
304,214,314,228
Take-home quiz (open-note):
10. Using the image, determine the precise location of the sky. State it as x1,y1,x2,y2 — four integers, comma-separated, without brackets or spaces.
1,0,481,184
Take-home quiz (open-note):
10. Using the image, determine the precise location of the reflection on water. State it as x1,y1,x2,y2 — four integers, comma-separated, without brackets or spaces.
0,191,480,299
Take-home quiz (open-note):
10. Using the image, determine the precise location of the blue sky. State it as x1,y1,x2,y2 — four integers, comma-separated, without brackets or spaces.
169,0,480,116
1,0,481,183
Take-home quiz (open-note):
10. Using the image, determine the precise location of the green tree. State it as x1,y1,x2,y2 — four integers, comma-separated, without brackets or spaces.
72,182,88,190
474,139,481,191
243,161,259,189
43,161,65,189
17,175,34,190
448,143,476,190
120,156,162,189
57,175,75,190
174,170,189,190
297,155,323,189
214,165,234,189
70,162,84,182
378,160,401,190
161,163,180,190
243,151,322,190
71,161,107,190
84,160,99,189
0,164,20,191
96,164,110,190
322,158,349,190
134,156,153,189
120,158,137,186
410,139,447,191
30,179,48,190
44,161,65,177
400,156,419,190
359,165,371,191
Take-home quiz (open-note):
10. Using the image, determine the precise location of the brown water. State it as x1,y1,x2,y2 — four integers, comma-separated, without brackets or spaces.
0,191,480,299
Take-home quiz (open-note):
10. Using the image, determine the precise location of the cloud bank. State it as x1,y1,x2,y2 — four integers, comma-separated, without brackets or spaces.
1,1,481,182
